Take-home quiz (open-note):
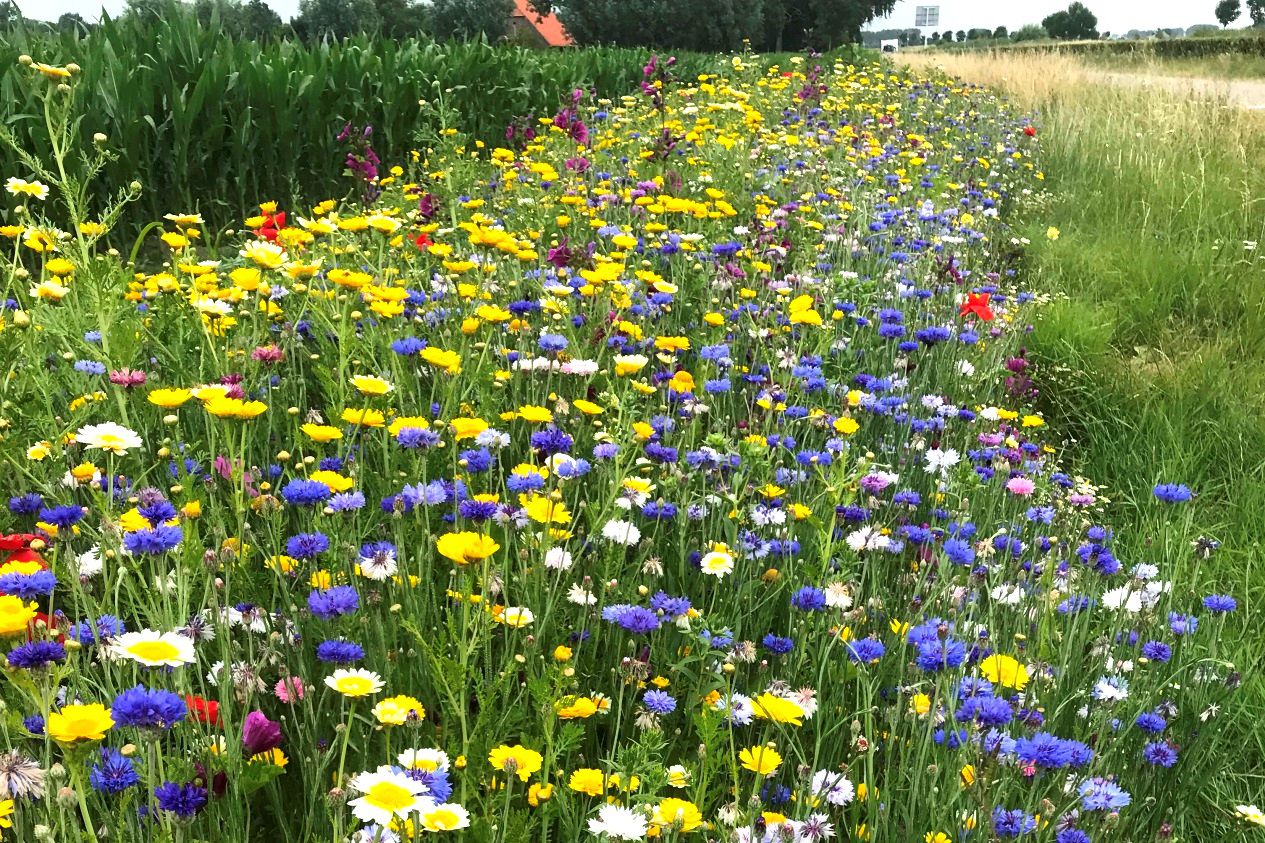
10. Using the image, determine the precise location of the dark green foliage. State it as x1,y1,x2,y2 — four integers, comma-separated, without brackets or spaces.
1042,2,1099,40
292,0,380,40
992,25,1008,39
428,0,512,42
1250,0,1265,25
0,13,715,238
533,0,891,51
194,0,285,39
1216,0,1242,28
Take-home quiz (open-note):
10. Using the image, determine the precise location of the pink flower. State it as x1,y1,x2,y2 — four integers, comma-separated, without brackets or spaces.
1006,477,1035,496
108,368,147,388
275,676,305,703
251,345,284,364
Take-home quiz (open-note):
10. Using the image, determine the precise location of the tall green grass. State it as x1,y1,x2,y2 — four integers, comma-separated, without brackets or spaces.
0,15,716,232
902,51,1265,832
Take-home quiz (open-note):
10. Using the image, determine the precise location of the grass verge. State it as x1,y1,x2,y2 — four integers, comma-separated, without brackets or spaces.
903,50,1265,835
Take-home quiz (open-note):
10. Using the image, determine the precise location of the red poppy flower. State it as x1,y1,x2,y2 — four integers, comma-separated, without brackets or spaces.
1023,126,1037,137
959,292,995,321
186,695,223,726
253,211,286,243
414,231,431,250
0,533,38,552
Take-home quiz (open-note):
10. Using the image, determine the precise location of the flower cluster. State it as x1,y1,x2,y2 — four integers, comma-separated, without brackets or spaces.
0,51,1243,843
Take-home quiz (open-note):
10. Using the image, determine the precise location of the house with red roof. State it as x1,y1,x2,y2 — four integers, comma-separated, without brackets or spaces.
508,0,574,47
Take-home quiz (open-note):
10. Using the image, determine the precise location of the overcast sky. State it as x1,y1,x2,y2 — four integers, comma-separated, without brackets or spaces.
15,0,1248,31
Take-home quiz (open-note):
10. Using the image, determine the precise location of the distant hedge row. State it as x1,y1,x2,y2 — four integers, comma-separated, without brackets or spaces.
978,35,1265,59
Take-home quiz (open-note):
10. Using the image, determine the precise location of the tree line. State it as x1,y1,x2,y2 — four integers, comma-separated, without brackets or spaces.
0,0,901,49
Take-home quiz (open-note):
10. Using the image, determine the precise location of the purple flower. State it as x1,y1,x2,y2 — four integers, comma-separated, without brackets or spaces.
241,711,283,756
1142,741,1178,767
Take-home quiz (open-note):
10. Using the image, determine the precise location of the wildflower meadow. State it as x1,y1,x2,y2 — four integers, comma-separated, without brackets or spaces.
0,50,1251,843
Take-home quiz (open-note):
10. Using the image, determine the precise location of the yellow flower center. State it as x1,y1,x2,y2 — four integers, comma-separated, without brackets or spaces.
125,640,179,662
364,781,414,812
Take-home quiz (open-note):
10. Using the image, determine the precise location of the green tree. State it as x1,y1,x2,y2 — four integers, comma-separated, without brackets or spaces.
992,25,1007,38
1011,23,1047,40
123,0,186,26
373,0,427,38
294,0,381,39
1043,2,1098,39
241,0,284,37
1248,0,1265,25
536,0,891,51
57,12,90,34
528,0,762,51
428,0,512,41
1216,0,1241,26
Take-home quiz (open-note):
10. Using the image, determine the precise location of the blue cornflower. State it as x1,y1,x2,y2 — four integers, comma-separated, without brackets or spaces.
1168,613,1198,636
845,638,885,663
1152,483,1192,503
917,638,966,672
74,360,107,375
316,639,365,664
957,695,1012,727
112,686,187,730
281,479,331,506
328,491,366,512
8,493,43,515
7,640,66,669
643,690,676,714
1079,777,1131,811
538,333,569,352
460,448,493,473
123,525,184,555
154,781,208,818
1056,831,1091,843
91,748,141,793
70,614,125,645
391,336,425,356
649,592,691,619
992,807,1037,837
1135,712,1167,733
1142,741,1178,767
406,767,452,801
397,427,440,449
1203,594,1237,613
1140,641,1172,663
601,604,660,635
39,504,85,528
23,715,44,735
1013,732,1074,769
307,586,360,620
0,570,57,599
286,532,330,559
790,586,827,612
762,634,794,655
